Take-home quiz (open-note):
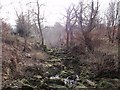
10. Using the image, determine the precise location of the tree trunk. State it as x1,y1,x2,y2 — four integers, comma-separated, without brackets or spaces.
23,37,27,52
117,1,120,71
118,19,120,71
83,32,94,52
111,26,115,43
66,31,69,49
37,0,44,46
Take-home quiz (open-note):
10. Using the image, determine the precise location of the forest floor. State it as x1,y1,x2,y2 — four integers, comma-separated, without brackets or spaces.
2,35,120,90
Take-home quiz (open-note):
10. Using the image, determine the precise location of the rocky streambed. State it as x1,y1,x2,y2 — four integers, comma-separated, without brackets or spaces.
2,49,120,90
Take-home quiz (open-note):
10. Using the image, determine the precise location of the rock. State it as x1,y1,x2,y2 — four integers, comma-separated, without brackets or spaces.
20,79,36,89
50,75,60,79
49,84,68,90
21,85,34,90
2,87,12,90
60,70,74,78
44,78,65,86
39,83,49,90
85,79,95,86
21,79,30,84
107,79,120,87
60,71,69,78
96,78,120,88
46,65,61,77
97,80,115,88
25,53,32,58
67,75,78,80
48,59,61,63
75,83,87,89
33,75,42,79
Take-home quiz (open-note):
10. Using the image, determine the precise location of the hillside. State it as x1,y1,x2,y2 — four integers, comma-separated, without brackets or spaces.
2,33,120,90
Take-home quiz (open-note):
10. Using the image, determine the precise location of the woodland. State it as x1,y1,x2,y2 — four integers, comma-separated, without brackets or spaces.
1,0,120,89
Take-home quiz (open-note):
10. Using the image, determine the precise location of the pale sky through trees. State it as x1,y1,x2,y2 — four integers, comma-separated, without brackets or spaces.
0,0,117,26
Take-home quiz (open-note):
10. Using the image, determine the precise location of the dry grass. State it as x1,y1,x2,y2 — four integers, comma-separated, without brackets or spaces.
2,34,50,83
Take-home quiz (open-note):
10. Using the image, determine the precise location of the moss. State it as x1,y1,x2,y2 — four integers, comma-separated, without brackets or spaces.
60,70,74,78
97,80,115,88
21,85,34,90
49,84,68,90
75,83,87,89
20,79,30,85
44,78,65,86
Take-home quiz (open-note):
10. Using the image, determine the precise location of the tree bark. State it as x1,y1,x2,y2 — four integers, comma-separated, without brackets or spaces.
117,1,120,71
118,18,120,71
37,0,44,46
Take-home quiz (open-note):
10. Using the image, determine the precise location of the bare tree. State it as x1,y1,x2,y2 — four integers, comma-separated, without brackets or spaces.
36,0,44,46
15,9,31,51
15,0,46,51
106,1,117,43
74,0,99,52
30,0,45,46
65,4,77,48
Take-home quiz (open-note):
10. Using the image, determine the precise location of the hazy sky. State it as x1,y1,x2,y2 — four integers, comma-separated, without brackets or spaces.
0,0,117,26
